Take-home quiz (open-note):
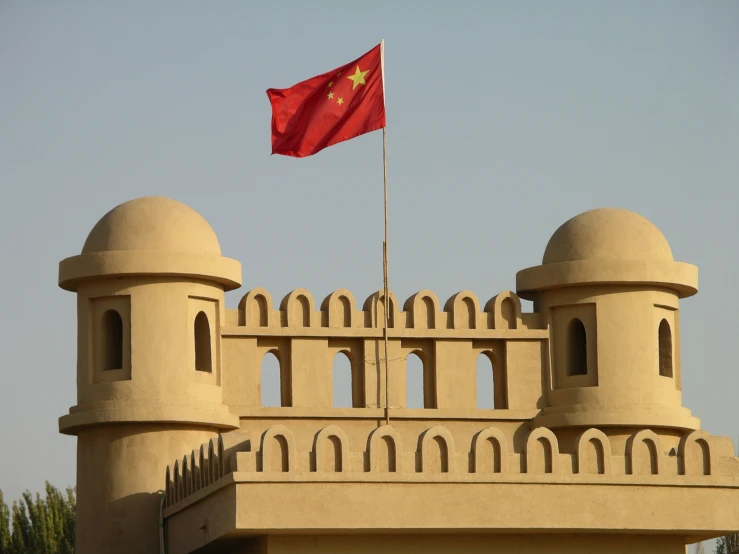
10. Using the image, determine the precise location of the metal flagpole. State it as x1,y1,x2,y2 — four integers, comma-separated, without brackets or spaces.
381,39,390,426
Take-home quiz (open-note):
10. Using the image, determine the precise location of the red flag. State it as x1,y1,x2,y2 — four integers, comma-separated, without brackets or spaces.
267,43,386,158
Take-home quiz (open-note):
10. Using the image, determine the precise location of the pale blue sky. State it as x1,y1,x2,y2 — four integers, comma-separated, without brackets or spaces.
1,1,737,518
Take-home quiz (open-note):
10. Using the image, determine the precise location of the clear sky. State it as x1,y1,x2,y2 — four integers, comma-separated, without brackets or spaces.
0,0,737,520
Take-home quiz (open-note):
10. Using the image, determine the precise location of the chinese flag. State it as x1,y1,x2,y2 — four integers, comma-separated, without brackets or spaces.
267,43,386,158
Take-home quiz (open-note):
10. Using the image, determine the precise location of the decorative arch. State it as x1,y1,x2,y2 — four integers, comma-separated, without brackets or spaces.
367,425,403,473
181,455,190,497
403,290,441,329
280,289,316,328
260,425,297,473
419,425,455,473
484,291,522,330
199,444,208,488
678,430,712,476
626,429,661,475
525,428,559,474
190,450,199,494
321,289,357,328
173,459,182,503
238,288,274,327
471,427,509,474
444,291,481,329
165,465,173,507
575,428,612,475
207,438,219,484
363,290,400,328
313,425,351,472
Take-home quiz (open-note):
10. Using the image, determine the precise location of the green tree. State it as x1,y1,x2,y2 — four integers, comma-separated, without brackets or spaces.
0,483,75,554
716,534,739,554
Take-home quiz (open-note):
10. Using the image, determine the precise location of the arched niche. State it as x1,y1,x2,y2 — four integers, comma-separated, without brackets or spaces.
525,428,559,474
313,425,351,472
280,289,316,328
363,290,400,328
658,319,674,377
419,426,455,473
444,291,480,330
403,290,440,329
678,430,712,476
260,425,297,473
575,428,612,475
471,427,509,474
484,291,522,330
367,426,403,473
321,289,356,328
626,429,661,476
238,287,274,327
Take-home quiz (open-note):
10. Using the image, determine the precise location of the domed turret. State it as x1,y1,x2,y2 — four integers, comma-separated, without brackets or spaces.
59,196,241,292
516,208,699,430
58,197,241,554
542,208,674,264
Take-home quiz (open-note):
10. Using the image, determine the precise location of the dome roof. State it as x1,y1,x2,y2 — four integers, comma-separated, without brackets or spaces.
542,208,673,265
81,196,221,255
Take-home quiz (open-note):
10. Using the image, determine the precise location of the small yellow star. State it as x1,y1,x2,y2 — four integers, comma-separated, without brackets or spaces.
328,81,333,87
346,66,368,90
337,97,344,105
328,92,334,99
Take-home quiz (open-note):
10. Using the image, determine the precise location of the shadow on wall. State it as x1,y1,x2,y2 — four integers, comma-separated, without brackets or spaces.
100,492,162,552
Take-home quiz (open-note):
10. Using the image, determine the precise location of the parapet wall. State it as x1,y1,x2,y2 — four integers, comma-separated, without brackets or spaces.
221,288,548,412
163,425,739,511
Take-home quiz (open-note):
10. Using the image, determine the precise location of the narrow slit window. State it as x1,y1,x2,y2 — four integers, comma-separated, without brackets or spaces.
101,309,123,371
194,312,212,373
658,319,673,377
567,318,588,376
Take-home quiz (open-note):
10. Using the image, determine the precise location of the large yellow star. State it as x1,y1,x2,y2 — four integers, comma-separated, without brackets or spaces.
346,66,369,90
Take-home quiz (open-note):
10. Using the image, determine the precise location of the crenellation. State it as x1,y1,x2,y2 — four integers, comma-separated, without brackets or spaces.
236,287,534,331
162,425,739,511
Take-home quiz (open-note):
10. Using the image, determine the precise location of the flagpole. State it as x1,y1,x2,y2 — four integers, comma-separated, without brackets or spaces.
381,39,390,426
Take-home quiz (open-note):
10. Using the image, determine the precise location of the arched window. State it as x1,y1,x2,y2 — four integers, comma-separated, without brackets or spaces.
567,318,587,376
476,353,495,409
476,352,507,409
194,312,212,373
406,351,435,408
332,352,353,408
261,351,283,407
658,319,673,377
101,309,123,371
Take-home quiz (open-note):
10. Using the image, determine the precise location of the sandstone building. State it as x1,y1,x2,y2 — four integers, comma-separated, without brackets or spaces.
58,197,739,553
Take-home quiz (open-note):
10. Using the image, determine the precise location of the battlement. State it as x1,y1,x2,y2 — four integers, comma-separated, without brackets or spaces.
164,426,739,512
228,287,542,333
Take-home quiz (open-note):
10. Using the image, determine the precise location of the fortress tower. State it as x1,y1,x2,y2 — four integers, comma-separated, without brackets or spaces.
59,198,739,554
517,208,699,430
58,197,241,553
